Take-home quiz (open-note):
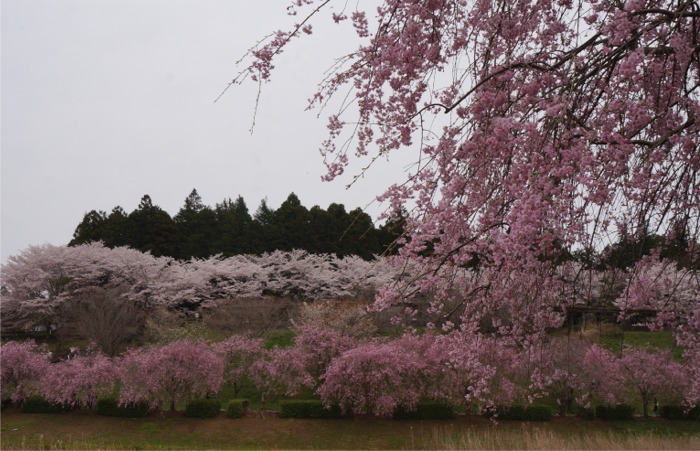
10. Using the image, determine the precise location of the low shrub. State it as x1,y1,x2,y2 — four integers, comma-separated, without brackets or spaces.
660,405,700,421
227,399,249,418
184,399,221,418
21,396,70,414
525,405,554,421
278,400,344,419
96,398,149,417
495,405,525,420
576,406,595,420
393,402,455,420
493,405,553,421
595,404,635,421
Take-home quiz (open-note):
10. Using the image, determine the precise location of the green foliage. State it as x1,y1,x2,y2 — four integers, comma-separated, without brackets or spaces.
21,396,70,414
184,399,221,418
494,405,553,421
278,400,345,419
227,399,249,418
595,404,636,421
660,405,700,421
216,378,285,411
264,329,296,349
96,398,149,417
393,402,455,420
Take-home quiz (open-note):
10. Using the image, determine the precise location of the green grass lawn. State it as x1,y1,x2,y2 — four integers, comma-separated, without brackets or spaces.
595,329,684,359
1,410,698,450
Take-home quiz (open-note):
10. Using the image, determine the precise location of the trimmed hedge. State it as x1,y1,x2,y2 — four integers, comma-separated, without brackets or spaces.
393,402,455,420
184,399,221,418
227,399,249,418
494,405,553,421
21,396,70,414
278,400,344,419
96,398,149,417
660,405,700,421
595,404,635,421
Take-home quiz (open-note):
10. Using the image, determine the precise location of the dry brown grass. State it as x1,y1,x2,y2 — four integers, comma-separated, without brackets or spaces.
431,426,700,450
2,411,698,450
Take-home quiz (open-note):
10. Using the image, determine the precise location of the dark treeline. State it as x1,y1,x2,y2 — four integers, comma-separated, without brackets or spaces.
69,190,404,260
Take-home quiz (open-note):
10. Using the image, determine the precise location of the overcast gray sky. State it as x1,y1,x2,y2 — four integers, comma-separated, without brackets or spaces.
1,0,412,262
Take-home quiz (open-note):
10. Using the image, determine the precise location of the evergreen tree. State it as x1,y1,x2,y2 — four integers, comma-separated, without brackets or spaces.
174,189,217,259
215,196,256,256
377,210,406,256
253,198,277,253
600,232,663,270
344,208,381,260
102,206,130,248
70,210,108,246
307,205,332,254
269,193,310,252
126,195,178,257
67,193,391,259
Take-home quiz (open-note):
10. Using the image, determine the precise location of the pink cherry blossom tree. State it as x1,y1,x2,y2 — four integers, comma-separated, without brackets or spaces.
396,331,494,412
212,334,265,398
229,0,700,347
0,341,51,403
616,255,700,349
317,338,426,417
581,344,627,406
0,243,172,334
618,347,688,418
40,347,117,409
682,347,700,407
117,340,224,411
249,347,314,410
292,324,358,382
530,337,591,414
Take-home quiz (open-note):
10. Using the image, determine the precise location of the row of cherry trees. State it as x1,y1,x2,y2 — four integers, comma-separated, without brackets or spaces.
0,243,413,334
2,243,698,351
1,244,697,384
1,328,697,417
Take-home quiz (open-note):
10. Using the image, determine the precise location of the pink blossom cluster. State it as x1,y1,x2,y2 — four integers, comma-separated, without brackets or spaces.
232,0,700,364
117,340,224,411
2,329,697,416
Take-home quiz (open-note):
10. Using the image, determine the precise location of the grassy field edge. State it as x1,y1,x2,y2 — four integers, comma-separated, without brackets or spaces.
2,409,699,450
